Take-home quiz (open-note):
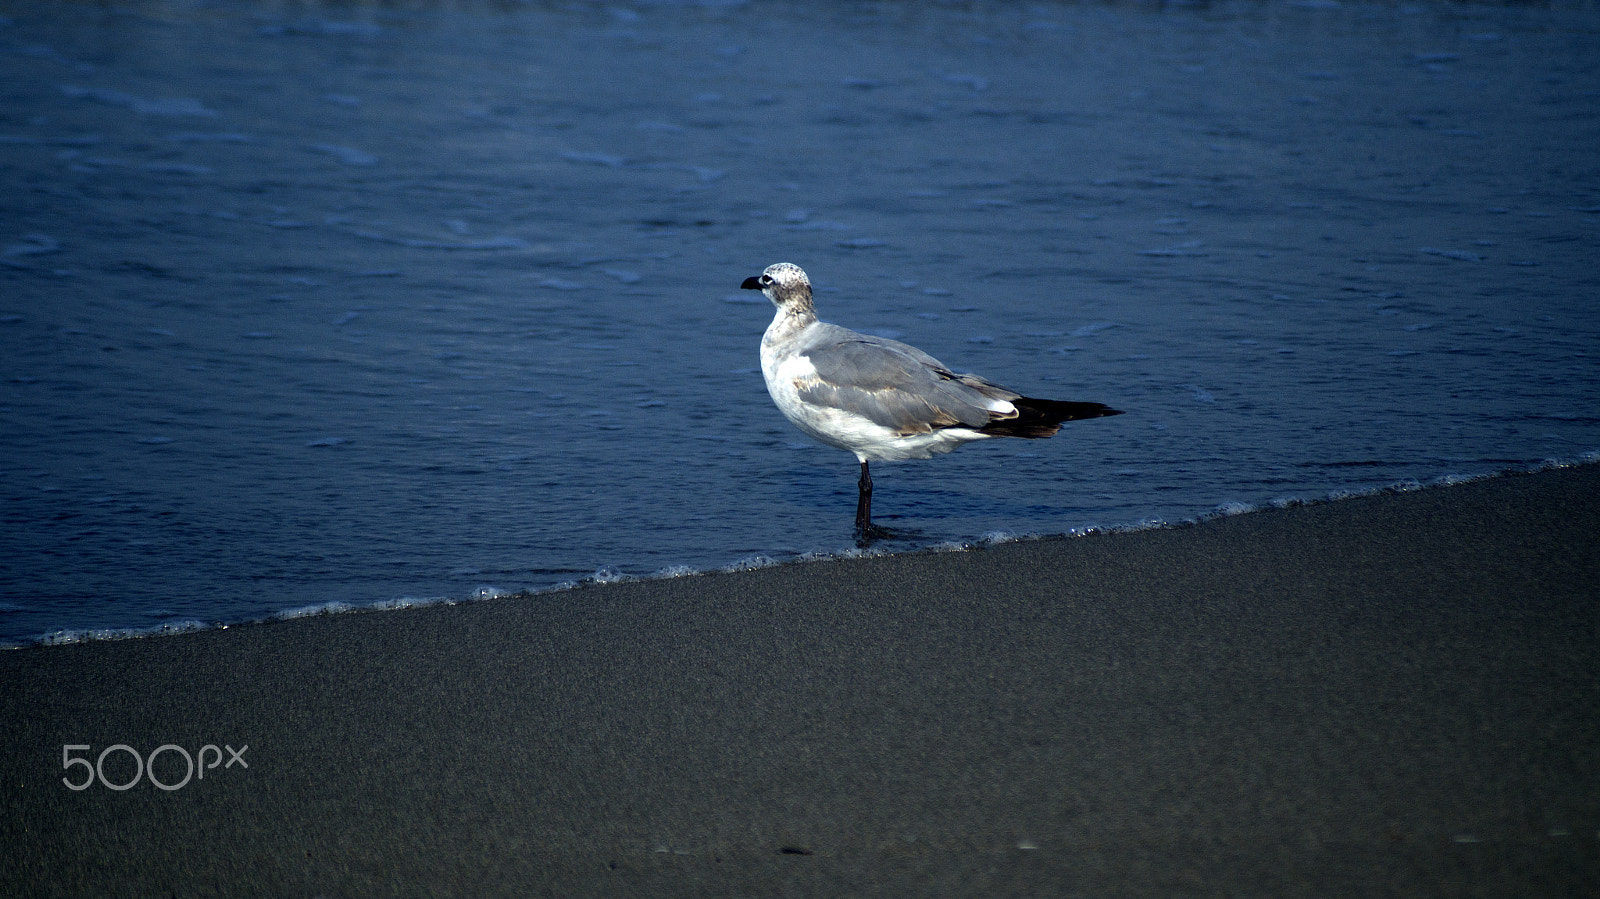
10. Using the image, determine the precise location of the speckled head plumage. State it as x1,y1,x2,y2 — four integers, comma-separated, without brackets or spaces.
741,262,813,314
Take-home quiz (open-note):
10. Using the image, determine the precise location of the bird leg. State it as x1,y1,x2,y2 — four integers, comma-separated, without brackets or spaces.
854,460,899,545
855,460,873,533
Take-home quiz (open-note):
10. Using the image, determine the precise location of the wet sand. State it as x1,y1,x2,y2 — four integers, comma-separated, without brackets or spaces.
2,463,1598,895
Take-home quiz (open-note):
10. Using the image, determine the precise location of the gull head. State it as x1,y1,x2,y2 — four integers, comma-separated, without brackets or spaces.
741,262,813,313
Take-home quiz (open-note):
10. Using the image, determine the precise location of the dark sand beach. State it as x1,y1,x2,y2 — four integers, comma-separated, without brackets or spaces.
4,463,1599,896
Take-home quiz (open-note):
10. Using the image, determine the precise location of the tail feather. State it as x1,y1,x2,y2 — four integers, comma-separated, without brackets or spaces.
980,397,1123,439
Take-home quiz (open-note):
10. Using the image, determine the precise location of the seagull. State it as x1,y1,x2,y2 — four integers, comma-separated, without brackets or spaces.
742,262,1123,539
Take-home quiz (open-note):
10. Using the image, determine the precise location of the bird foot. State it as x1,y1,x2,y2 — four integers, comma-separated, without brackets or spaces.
853,522,913,548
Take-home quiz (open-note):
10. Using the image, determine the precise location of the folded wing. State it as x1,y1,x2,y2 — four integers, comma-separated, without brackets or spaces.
793,329,1026,436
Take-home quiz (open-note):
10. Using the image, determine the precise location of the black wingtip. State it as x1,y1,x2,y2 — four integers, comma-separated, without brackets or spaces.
980,398,1123,438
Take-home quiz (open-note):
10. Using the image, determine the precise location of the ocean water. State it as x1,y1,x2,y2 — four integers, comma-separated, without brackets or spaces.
1,0,1597,646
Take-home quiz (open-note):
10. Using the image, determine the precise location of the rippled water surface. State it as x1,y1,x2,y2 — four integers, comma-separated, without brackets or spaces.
2,0,1598,644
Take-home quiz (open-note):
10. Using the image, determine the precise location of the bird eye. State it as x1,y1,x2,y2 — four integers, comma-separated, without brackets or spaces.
761,274,773,284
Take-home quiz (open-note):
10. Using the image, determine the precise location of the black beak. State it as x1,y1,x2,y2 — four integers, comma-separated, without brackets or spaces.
740,276,763,290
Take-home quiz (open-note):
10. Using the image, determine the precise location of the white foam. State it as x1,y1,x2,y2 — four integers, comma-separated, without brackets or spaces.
39,619,208,646
585,566,629,585
276,601,354,620
978,530,1021,546
722,555,778,572
368,595,447,611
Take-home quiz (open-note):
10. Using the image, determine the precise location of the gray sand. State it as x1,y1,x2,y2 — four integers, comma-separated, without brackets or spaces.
3,464,1598,896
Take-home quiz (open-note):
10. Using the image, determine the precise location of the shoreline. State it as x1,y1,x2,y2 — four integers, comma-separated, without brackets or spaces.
13,457,1597,651
3,462,1598,895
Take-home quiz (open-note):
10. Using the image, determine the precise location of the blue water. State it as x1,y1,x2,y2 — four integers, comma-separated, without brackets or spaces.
2,0,1597,646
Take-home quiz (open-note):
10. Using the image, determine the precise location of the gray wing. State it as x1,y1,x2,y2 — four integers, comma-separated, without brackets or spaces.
794,325,1019,435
